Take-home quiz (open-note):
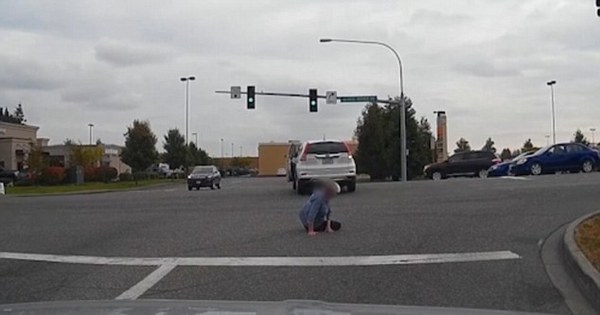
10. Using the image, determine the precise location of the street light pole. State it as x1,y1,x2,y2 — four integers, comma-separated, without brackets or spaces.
192,132,198,146
546,80,557,144
590,128,596,145
88,123,94,145
545,135,550,146
180,76,195,174
320,38,406,181
231,143,234,158
180,76,196,147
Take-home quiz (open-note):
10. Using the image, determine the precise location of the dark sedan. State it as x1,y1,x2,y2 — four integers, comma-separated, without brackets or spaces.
510,143,600,176
187,165,222,190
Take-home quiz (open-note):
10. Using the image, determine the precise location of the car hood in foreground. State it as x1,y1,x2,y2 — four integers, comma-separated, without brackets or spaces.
0,300,550,315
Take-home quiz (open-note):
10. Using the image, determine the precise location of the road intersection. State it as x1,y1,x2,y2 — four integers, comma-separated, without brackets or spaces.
2,174,599,313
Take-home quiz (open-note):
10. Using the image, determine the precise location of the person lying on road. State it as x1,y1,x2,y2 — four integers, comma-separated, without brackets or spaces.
298,179,342,236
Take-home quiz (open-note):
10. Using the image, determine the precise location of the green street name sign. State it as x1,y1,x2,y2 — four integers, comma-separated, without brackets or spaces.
339,96,377,103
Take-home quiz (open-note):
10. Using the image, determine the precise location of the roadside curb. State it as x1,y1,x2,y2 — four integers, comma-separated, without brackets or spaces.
5,181,182,197
563,210,600,313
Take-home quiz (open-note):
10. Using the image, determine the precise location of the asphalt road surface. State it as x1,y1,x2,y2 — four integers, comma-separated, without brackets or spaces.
2,173,600,313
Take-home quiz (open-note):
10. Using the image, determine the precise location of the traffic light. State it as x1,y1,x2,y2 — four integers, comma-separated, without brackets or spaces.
247,86,255,109
309,89,318,112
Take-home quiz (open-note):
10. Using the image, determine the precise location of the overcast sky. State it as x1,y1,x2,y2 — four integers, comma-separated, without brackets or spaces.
1,0,599,156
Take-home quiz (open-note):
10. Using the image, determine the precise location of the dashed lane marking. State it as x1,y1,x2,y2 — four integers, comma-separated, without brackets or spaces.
114,264,176,300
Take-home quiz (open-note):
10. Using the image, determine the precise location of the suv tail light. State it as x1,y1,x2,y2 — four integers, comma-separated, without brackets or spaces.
300,143,311,161
343,142,352,159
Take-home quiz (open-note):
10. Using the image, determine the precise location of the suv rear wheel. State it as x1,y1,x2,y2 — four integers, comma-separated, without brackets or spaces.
297,180,307,195
431,172,442,181
346,180,356,192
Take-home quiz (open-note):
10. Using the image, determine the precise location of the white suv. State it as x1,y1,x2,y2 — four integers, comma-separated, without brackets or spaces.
292,140,356,194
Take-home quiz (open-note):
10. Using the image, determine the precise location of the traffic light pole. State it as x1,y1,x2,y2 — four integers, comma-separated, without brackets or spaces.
215,90,399,104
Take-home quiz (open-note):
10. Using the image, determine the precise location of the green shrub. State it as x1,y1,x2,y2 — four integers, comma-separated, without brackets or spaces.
40,167,66,185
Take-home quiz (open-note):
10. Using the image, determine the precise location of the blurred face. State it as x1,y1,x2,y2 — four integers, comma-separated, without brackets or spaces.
324,185,337,199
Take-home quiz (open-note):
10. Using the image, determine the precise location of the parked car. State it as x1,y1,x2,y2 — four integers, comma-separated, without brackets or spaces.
488,151,535,177
509,143,600,176
187,165,221,190
0,166,19,185
424,150,500,180
293,140,356,194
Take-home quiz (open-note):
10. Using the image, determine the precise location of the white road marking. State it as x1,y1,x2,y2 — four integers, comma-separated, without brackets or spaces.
115,264,176,300
0,250,520,300
499,176,530,181
0,250,520,266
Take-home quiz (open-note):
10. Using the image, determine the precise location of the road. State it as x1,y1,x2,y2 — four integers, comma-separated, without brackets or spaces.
1,173,600,313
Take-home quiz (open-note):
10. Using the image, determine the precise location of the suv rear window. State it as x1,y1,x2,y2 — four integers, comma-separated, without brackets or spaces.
306,142,348,154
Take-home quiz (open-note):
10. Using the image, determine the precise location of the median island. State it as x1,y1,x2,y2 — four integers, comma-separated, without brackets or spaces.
576,214,600,271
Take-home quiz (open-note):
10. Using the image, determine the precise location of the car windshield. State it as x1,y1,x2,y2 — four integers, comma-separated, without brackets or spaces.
3,2,600,315
192,167,212,174
533,145,551,156
512,152,532,161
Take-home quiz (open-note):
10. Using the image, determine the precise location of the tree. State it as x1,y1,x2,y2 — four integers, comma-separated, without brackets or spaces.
355,103,389,180
354,96,433,181
121,120,158,173
26,142,47,177
162,128,187,169
13,104,25,123
69,144,103,167
500,148,512,161
188,142,211,166
0,104,26,124
511,149,522,158
481,137,496,153
522,139,535,152
454,138,471,153
573,129,589,146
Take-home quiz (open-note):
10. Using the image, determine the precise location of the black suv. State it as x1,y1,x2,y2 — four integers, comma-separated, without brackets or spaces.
424,150,500,180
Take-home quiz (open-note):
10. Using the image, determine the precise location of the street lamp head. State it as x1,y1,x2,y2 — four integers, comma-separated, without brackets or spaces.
180,77,187,82
188,76,196,81
319,38,332,43
547,80,556,86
